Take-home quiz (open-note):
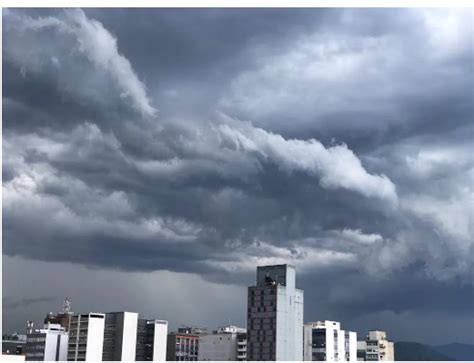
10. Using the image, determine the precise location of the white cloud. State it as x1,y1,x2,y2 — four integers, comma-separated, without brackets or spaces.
5,9,156,117
217,118,398,204
402,192,474,242
2,135,202,244
64,10,157,117
206,239,356,274
339,228,383,244
405,143,473,179
421,9,473,61
218,9,471,137
4,8,471,286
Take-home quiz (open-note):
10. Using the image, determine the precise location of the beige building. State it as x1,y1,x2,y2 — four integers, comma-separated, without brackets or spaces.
198,326,247,361
358,331,394,361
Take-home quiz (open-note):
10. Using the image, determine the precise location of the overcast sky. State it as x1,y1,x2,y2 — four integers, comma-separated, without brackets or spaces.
2,8,473,344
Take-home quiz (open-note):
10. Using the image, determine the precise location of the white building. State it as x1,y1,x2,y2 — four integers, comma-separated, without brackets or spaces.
135,319,168,361
102,312,138,361
67,311,166,362
198,326,246,361
25,323,69,361
303,320,357,361
358,331,394,361
247,264,304,360
67,313,105,361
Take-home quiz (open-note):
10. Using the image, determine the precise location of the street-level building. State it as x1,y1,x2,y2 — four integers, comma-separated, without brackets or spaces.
246,264,304,360
67,313,105,361
303,320,357,361
358,331,394,361
25,323,69,361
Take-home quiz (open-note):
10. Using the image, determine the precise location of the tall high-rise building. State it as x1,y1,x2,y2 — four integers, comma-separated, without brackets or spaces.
246,264,304,360
102,312,138,361
357,331,394,361
67,313,105,361
198,325,247,361
303,320,357,361
135,319,168,361
25,323,68,361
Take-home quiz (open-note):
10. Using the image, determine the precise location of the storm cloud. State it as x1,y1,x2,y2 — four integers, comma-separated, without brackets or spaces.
2,8,473,344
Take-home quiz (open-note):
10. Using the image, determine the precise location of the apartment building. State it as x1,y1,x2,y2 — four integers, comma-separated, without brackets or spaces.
67,313,105,361
236,331,247,361
246,264,304,360
358,331,394,361
303,320,357,361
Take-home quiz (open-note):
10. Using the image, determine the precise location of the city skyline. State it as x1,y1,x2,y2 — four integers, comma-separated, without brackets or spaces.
3,8,474,346
9,264,398,361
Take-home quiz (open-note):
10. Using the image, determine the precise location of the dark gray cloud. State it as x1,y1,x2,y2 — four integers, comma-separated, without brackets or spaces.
2,8,473,344
3,296,57,309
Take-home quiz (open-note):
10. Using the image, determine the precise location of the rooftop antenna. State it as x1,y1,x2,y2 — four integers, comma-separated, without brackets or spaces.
62,297,71,314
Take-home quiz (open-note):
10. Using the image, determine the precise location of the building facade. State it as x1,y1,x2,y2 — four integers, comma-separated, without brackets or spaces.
166,333,199,361
67,313,105,361
67,311,167,361
198,326,246,361
135,319,168,361
358,331,394,361
25,323,69,361
246,264,304,360
357,341,367,361
102,312,138,361
2,333,26,356
236,332,247,361
303,320,357,361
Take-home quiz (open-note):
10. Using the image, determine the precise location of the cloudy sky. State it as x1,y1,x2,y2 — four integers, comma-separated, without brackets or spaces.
2,8,473,344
